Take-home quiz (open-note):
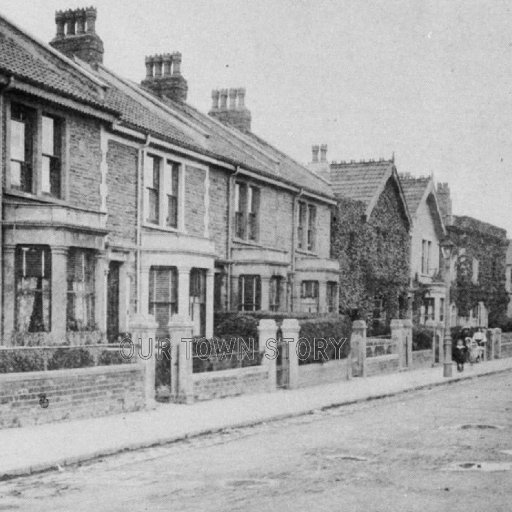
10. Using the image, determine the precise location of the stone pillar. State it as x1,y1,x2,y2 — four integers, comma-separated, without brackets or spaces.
177,266,191,320
495,328,502,359
2,245,16,344
260,277,270,311
437,321,445,364
95,252,108,334
403,319,413,368
391,319,404,369
258,319,277,391
351,320,367,377
51,246,68,340
130,312,158,409
282,318,300,390
205,269,214,339
139,265,151,316
169,315,194,403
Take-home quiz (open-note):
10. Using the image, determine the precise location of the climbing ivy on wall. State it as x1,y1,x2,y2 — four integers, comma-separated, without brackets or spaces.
331,180,411,323
448,220,508,326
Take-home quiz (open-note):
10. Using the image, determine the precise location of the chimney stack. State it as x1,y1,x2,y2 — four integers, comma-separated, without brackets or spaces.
140,52,188,103
208,87,252,132
320,144,327,163
50,7,104,67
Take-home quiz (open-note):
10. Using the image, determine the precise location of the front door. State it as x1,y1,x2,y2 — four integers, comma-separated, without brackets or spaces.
107,261,120,341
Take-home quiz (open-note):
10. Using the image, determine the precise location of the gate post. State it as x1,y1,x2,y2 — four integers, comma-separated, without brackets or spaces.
403,319,413,368
351,320,367,377
130,312,159,409
169,315,194,404
437,322,445,364
282,318,300,390
258,319,278,391
425,319,436,366
391,319,404,369
495,328,502,359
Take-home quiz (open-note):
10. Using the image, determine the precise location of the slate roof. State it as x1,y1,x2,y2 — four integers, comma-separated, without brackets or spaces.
399,175,431,215
329,160,393,205
0,12,332,201
0,17,109,111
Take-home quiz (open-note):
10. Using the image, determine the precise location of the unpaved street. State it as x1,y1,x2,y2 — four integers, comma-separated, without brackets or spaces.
1,371,512,511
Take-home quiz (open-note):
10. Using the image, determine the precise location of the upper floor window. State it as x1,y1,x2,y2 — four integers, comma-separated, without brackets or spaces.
239,274,261,312
67,249,96,331
297,201,317,251
145,154,160,224
235,182,260,241
421,239,432,274
10,103,63,198
144,154,182,228
15,245,51,332
41,115,62,197
10,103,35,193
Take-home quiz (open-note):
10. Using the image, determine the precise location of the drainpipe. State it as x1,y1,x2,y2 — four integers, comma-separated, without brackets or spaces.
290,188,304,312
227,165,241,310
136,134,151,314
0,76,12,340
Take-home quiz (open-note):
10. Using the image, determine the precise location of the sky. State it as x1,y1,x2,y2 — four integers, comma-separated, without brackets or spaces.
2,0,511,235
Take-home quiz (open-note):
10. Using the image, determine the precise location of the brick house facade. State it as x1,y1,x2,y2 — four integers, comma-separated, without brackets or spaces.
0,8,339,345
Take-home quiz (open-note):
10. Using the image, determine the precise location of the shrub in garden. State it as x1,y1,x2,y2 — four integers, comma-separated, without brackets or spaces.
48,347,94,370
0,349,45,373
412,326,433,351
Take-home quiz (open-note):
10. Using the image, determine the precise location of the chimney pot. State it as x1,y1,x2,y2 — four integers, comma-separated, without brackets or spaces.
237,87,246,109
219,89,228,110
162,53,172,77
55,10,65,38
145,56,154,79
171,52,182,75
153,55,163,78
85,7,97,33
312,145,319,163
211,90,220,111
228,88,237,110
319,144,327,163
65,10,76,36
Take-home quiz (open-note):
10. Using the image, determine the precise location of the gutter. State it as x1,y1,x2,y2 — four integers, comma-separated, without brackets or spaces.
290,188,304,312
227,166,242,310
136,134,151,314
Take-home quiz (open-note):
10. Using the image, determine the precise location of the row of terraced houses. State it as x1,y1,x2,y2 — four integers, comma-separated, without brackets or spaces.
0,7,509,349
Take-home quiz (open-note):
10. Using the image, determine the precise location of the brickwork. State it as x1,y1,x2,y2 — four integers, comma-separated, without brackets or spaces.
0,365,145,429
257,186,293,250
68,115,102,211
106,140,138,245
208,167,229,259
185,165,207,237
192,366,269,401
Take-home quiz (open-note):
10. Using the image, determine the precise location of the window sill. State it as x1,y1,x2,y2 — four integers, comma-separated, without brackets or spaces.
143,222,186,235
5,188,104,215
233,237,262,247
296,248,319,257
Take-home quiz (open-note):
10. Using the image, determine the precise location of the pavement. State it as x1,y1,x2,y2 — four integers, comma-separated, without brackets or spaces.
1,357,512,480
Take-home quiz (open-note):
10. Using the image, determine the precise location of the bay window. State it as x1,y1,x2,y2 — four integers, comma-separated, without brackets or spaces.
10,103,35,193
67,249,96,331
149,266,178,330
41,115,62,197
269,276,282,312
327,281,338,313
300,280,319,313
15,245,51,332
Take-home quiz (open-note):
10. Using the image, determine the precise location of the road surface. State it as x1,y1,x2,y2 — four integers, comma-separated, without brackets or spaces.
1,371,512,511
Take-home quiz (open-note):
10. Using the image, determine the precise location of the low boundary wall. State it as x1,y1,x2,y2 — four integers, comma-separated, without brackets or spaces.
366,354,400,377
192,365,270,401
0,364,145,429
